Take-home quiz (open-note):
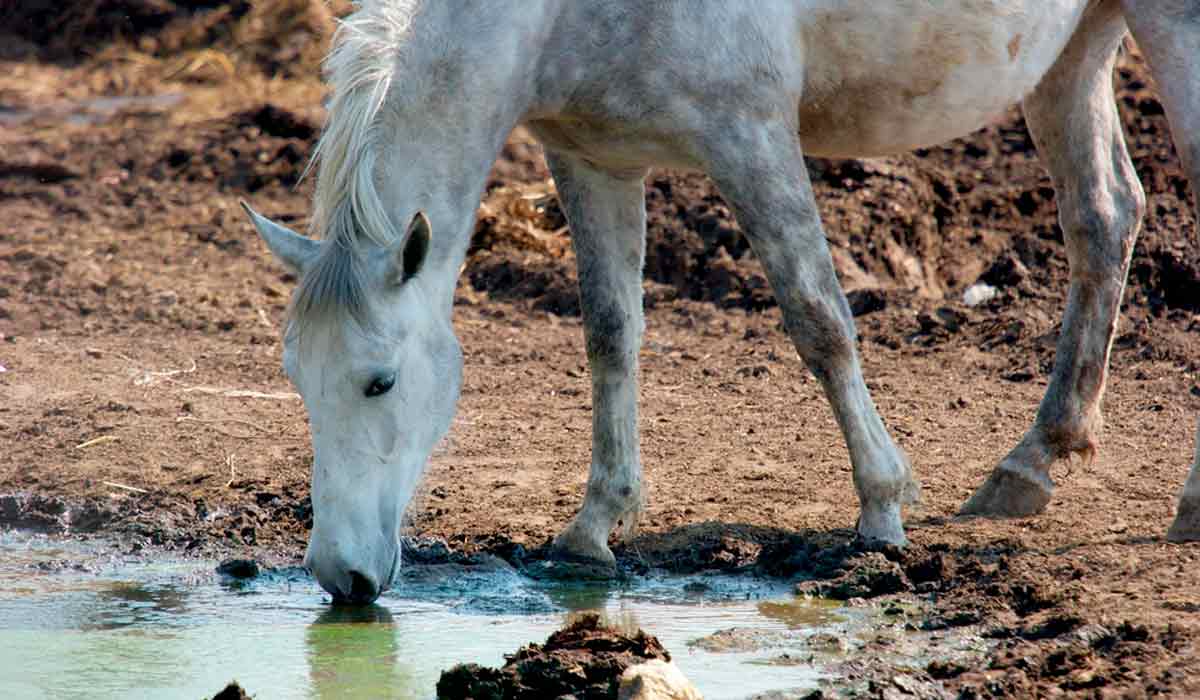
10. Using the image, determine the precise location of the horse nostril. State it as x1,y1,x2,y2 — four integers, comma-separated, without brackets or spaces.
345,570,379,604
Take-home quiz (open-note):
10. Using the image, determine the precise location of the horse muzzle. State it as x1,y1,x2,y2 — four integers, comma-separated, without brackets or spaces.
305,532,399,605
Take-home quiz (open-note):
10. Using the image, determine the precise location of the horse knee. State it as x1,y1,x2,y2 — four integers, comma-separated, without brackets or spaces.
586,472,640,510
581,291,641,372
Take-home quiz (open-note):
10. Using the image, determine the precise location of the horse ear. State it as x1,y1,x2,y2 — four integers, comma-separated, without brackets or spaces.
240,200,319,275
388,211,432,286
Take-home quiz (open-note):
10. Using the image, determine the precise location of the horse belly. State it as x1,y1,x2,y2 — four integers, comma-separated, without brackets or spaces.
795,0,1097,157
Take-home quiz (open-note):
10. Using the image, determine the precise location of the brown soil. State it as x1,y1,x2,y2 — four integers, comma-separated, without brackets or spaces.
2,4,1200,698
436,613,670,700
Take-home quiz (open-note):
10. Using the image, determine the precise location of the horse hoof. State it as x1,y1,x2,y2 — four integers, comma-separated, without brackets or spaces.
526,554,619,581
856,501,908,547
1167,500,1200,542
960,466,1053,517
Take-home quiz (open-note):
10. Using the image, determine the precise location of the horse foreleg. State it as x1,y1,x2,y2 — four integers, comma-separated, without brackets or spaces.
544,151,647,566
1122,1,1200,541
701,118,918,546
962,11,1145,517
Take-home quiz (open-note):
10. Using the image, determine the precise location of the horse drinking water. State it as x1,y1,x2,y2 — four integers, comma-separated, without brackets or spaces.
241,0,1200,604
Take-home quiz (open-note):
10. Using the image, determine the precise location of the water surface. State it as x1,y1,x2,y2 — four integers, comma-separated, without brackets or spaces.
0,532,870,699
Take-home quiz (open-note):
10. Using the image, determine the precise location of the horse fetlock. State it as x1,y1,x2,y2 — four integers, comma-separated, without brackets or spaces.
854,450,920,508
614,501,642,543
856,499,907,547
584,472,642,518
1034,398,1103,454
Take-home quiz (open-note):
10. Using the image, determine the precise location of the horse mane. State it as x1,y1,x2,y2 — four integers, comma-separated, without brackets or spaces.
294,0,423,327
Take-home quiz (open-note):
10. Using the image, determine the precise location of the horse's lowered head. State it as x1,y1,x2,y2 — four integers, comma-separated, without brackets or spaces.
242,202,463,604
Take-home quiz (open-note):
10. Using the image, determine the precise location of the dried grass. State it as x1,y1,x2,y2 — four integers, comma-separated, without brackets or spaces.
474,181,571,258
183,386,300,401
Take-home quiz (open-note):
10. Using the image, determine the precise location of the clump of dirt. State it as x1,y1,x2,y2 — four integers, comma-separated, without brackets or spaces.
209,681,251,700
156,104,319,193
436,613,670,700
795,551,913,600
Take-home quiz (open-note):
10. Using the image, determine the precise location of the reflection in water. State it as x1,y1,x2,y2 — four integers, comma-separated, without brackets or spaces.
84,582,190,631
544,580,650,638
542,580,616,612
307,604,418,699
757,599,845,629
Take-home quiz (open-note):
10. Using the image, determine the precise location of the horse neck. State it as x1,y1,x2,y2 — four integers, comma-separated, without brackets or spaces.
371,0,557,316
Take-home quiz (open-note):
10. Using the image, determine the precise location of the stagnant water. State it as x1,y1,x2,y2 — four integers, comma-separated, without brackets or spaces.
0,531,964,699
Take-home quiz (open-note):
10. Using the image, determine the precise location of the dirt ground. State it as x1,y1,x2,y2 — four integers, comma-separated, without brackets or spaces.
3,3,1200,698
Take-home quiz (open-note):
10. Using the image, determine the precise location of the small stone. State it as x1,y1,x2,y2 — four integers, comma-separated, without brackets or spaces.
216,558,260,579
963,282,997,307
981,253,1029,287
618,660,702,700
848,288,887,316
211,681,251,700
807,632,849,654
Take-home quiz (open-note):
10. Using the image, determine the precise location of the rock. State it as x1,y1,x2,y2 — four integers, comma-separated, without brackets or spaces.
618,660,702,700
807,632,849,654
934,306,968,332
210,681,251,700
962,282,997,307
688,627,792,653
436,663,505,700
847,288,888,316
981,253,1029,288
216,558,260,579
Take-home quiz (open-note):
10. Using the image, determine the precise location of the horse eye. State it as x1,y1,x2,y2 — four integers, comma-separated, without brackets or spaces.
364,373,396,398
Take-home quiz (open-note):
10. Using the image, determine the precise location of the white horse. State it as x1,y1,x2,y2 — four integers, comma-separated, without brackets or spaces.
241,0,1200,604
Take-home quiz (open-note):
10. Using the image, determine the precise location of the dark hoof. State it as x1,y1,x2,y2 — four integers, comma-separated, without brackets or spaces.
1167,499,1200,542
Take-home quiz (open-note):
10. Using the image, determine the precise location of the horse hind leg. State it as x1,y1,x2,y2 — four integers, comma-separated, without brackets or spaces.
1121,1,1200,541
542,150,647,566
1168,420,1200,541
962,10,1145,517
